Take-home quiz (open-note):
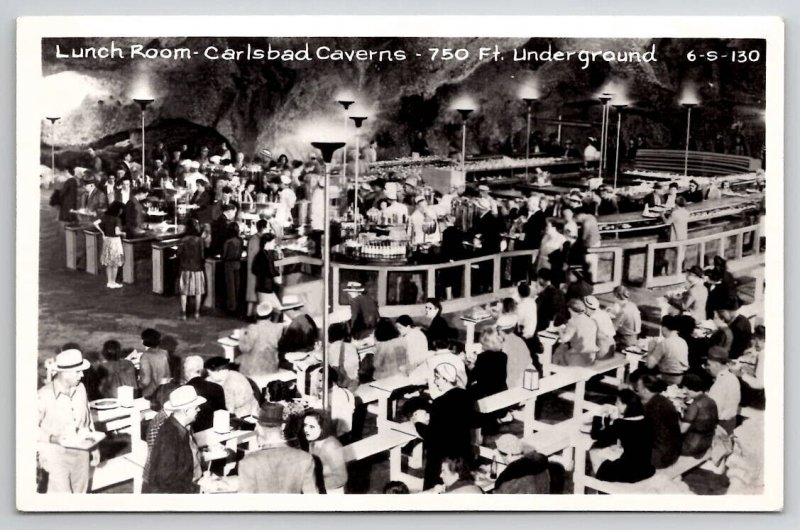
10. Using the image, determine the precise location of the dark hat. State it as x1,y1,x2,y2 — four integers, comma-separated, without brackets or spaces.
204,356,230,372
707,346,730,363
686,265,705,278
680,373,707,392
256,402,284,426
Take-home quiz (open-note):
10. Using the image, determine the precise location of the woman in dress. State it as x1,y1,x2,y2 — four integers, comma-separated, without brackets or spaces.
302,409,348,494
176,218,207,320
251,232,283,308
93,200,125,288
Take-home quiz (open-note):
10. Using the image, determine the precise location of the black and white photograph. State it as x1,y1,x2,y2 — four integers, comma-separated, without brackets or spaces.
16,16,784,511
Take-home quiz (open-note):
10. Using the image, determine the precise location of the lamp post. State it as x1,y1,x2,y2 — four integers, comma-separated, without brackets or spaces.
682,102,698,177
522,97,538,179
349,116,368,233
45,116,60,184
310,140,346,413
336,98,354,187
598,93,613,181
612,104,628,192
133,98,154,180
456,108,474,174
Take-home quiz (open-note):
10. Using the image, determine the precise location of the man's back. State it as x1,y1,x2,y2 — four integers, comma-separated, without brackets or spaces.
187,377,226,432
238,445,318,493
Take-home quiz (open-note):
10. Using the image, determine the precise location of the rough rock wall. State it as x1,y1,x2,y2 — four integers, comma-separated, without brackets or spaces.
41,37,766,164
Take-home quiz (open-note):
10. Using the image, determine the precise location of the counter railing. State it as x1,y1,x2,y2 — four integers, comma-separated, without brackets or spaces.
332,245,625,318
644,223,763,288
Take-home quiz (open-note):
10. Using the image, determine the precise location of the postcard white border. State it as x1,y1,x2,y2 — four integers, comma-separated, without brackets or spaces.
16,15,785,512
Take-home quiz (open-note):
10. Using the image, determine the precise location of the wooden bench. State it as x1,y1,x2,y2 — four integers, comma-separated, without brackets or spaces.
343,423,422,491
579,452,711,494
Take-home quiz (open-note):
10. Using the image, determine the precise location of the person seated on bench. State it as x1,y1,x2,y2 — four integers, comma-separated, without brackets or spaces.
423,297,455,350
682,180,704,203
552,298,599,367
467,328,509,432
632,371,682,470
589,388,655,483
678,374,718,458
609,285,641,350
496,315,535,388
492,434,550,494
437,456,483,494
644,315,689,385
372,317,410,380
302,409,348,494
205,357,259,419
406,364,477,490
704,347,741,435
408,338,467,399
731,325,765,410
584,296,616,360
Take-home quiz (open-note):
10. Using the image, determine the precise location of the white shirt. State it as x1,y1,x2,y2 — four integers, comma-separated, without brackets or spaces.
708,369,741,421
590,309,617,341
516,297,538,339
584,144,600,162
403,327,432,369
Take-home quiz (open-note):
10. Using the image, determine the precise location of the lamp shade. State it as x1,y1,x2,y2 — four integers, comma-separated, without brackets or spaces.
133,98,154,110
456,108,474,120
45,116,61,124
336,100,354,110
311,142,347,163
350,116,367,128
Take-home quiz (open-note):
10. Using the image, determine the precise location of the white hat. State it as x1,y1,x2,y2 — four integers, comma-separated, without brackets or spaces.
280,174,292,185
223,165,235,174
180,159,193,168
475,197,492,211
584,296,599,311
190,161,201,170
209,155,221,164
54,349,90,372
478,184,490,193
256,301,274,317
164,386,206,412
495,433,524,455
342,281,365,293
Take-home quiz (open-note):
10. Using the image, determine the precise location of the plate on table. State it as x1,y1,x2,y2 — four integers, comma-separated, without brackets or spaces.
90,398,119,411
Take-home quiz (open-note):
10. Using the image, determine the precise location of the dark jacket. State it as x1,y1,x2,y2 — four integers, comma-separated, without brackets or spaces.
592,416,656,483
520,211,546,250
416,387,477,490
124,197,145,237
536,285,568,331
728,314,753,359
177,235,206,272
643,192,665,208
58,177,80,222
186,377,227,433
494,451,551,494
426,314,456,349
252,249,280,293
644,395,682,469
468,350,507,401
349,294,380,340
192,189,214,225
473,212,502,255
208,217,231,257
142,416,198,493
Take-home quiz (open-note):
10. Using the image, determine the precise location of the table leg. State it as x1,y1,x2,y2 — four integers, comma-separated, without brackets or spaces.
574,380,586,417
522,397,536,438
573,440,587,494
122,241,135,284
464,322,476,353
389,445,402,480
66,228,78,270
376,395,389,432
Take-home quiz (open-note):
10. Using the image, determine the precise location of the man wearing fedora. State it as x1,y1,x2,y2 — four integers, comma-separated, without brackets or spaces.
238,301,283,378
143,386,206,493
238,402,318,493
79,173,108,216
344,281,380,341
705,346,741,434
37,349,96,493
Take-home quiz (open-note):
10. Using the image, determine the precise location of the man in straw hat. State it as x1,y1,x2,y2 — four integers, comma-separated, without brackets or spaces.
143,386,206,493
343,281,380,340
37,349,96,493
238,402,318,493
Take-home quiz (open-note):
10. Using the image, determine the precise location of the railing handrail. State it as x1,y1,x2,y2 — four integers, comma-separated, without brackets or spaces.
647,224,759,251
331,248,539,273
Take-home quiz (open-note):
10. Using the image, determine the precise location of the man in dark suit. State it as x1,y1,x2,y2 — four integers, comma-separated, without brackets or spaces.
535,268,568,330
57,171,80,224
344,282,380,340
182,355,226,432
80,174,108,216
520,194,546,250
191,179,214,225
119,151,135,181
643,182,666,208
238,403,318,493
472,198,502,255
208,203,237,257
125,187,149,237
720,305,753,360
